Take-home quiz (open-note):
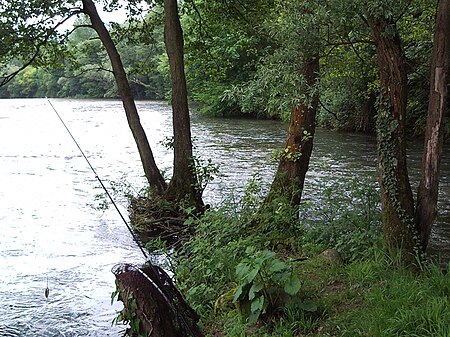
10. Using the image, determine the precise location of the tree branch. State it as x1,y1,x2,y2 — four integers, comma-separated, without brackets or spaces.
319,99,342,122
0,9,82,87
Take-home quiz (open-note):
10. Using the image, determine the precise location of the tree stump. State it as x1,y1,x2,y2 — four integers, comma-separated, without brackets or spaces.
112,263,203,337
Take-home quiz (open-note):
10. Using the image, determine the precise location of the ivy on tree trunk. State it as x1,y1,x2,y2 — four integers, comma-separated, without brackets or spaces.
268,55,319,206
368,16,417,264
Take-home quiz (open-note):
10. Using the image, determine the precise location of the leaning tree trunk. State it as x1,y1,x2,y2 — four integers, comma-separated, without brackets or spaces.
369,16,418,264
81,0,167,196
415,0,450,252
268,56,319,206
163,0,203,210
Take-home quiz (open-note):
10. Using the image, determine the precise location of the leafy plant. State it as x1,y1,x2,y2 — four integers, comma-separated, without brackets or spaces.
233,247,301,323
111,282,143,336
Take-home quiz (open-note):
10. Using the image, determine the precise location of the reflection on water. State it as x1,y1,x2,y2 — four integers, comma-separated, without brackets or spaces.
0,99,448,336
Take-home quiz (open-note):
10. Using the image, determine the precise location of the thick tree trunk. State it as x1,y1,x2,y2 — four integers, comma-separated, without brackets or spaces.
369,17,417,263
268,56,319,205
163,0,203,210
415,0,450,252
81,0,167,196
113,263,204,337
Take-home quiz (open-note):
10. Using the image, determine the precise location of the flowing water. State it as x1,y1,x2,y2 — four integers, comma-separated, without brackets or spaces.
0,99,448,336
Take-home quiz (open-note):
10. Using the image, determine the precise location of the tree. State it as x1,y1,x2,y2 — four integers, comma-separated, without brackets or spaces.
163,0,203,208
0,1,166,194
81,0,167,196
0,0,205,209
182,0,274,117
415,0,450,252
367,13,417,263
364,0,450,263
269,56,319,206
261,1,323,206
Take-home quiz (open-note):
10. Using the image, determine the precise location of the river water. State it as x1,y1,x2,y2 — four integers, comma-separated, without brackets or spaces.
0,99,448,336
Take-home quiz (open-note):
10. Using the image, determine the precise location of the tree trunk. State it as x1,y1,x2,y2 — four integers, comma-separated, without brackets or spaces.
163,0,203,210
81,0,167,196
368,16,417,264
268,56,319,206
113,263,204,337
415,0,450,252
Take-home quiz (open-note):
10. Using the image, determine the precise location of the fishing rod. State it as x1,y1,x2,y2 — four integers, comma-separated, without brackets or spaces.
46,98,149,260
47,98,198,337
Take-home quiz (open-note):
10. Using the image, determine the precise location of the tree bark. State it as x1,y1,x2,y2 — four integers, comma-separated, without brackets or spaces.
368,16,417,263
113,263,204,337
268,56,319,206
163,0,203,209
81,0,167,196
415,0,450,252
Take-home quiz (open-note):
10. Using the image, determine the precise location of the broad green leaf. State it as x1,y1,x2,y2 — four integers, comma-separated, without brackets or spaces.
268,259,287,274
233,285,244,303
248,281,264,300
250,295,264,313
236,262,250,279
248,309,261,324
284,274,301,295
246,267,259,283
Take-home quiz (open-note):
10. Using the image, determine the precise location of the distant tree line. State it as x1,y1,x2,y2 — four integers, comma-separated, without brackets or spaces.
1,0,445,139
0,16,169,100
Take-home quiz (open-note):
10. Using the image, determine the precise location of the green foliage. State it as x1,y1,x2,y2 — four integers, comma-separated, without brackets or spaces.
111,287,143,336
174,174,385,333
175,203,255,316
90,176,151,213
233,247,301,323
301,176,382,262
182,0,273,117
175,175,292,318
1,0,439,139
0,3,169,99
224,0,326,120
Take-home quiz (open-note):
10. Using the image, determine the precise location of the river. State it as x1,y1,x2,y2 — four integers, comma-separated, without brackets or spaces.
0,99,448,336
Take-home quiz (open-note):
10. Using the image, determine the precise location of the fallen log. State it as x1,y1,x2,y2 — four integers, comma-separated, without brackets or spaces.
112,263,204,337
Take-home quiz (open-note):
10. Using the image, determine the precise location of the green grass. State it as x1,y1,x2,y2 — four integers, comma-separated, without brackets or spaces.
196,256,449,337
164,176,449,337
329,261,450,337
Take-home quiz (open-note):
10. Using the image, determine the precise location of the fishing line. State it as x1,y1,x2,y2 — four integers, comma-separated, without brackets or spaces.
47,99,197,336
46,98,149,260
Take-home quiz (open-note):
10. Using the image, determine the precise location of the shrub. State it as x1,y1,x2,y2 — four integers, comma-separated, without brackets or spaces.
233,247,301,323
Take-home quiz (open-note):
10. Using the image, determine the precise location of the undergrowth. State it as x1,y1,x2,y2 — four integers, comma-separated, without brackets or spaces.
134,175,450,336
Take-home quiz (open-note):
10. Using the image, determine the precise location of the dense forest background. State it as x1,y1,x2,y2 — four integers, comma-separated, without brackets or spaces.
0,1,441,138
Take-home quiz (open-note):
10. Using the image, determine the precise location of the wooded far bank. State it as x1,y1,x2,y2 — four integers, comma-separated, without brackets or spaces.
1,0,447,138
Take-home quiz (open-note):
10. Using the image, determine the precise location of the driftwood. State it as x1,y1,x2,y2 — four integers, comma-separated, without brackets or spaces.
112,263,204,337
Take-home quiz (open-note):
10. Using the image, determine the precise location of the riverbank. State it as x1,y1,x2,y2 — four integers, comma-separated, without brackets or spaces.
198,253,449,337
126,177,449,337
